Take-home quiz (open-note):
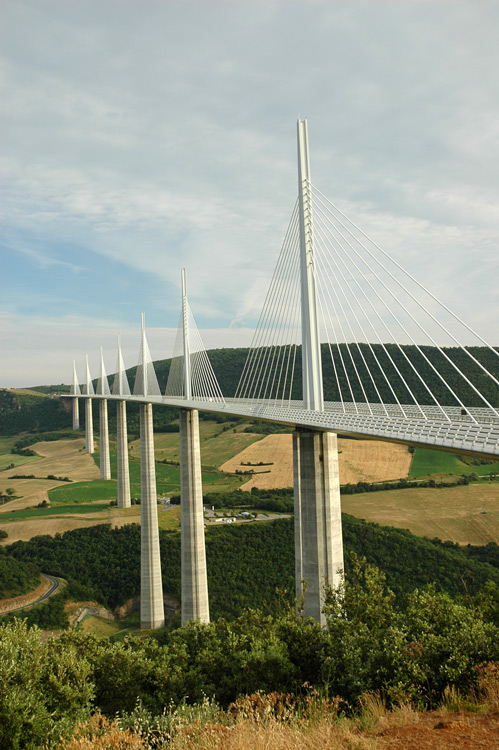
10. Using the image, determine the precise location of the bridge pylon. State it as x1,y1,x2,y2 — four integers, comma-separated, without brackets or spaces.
179,269,210,625
97,348,111,481
113,335,131,509
136,315,164,629
294,120,344,625
71,361,80,430
83,355,94,454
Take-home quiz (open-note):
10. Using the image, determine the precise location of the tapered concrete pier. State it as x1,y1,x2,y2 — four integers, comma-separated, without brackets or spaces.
72,399,79,431
180,408,210,625
293,431,303,603
140,403,164,629
116,400,131,508
85,399,94,454
294,429,343,626
99,399,111,480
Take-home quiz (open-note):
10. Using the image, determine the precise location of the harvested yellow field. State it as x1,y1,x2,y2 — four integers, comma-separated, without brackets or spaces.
220,435,412,490
0,439,98,513
338,439,412,484
342,482,499,546
1,517,106,543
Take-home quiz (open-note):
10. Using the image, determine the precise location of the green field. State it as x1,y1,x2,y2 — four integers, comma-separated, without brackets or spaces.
0,436,39,472
131,421,263,469
0,503,109,522
409,447,499,478
49,480,117,504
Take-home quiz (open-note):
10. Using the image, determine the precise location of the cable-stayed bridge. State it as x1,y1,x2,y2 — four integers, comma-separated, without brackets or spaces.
65,120,498,629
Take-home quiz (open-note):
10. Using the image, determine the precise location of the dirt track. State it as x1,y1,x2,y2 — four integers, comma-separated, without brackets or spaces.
220,435,412,490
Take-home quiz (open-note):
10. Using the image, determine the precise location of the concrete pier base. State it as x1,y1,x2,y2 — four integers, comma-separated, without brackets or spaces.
293,429,344,626
85,399,94,454
116,400,131,508
72,398,79,431
99,400,111,480
140,403,165,629
180,408,210,625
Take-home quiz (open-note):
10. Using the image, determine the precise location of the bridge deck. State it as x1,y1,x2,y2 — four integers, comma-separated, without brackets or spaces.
64,394,499,459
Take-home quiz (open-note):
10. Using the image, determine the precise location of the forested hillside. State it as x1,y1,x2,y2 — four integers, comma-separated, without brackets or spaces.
2,344,497,436
123,344,499,406
0,389,73,435
0,549,41,599
6,517,499,626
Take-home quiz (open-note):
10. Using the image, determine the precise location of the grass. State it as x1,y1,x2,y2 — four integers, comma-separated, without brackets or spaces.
94,443,244,497
342,482,499,545
79,616,126,638
78,610,143,641
0,435,39,472
49,480,117,504
0,503,110,522
130,421,264,470
157,504,181,531
409,447,499,479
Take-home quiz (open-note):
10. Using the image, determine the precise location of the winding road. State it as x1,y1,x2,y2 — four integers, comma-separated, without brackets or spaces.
1,573,60,615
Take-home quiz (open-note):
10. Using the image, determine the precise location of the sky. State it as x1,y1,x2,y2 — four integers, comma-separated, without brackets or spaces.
1,0,498,388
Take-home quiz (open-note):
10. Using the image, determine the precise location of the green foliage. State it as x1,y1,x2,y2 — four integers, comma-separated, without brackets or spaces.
321,556,499,706
7,516,499,629
201,488,294,513
0,390,72,435
0,620,93,748
0,555,40,598
1,562,498,737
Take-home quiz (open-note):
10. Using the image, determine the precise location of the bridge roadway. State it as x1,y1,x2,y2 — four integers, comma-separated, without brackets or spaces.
66,394,499,459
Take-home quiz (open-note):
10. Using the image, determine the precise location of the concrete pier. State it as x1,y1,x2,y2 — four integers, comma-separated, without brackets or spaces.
72,398,79,430
180,408,210,625
140,403,165,629
292,431,303,604
85,399,94,454
99,399,111,480
116,400,131,508
293,428,344,626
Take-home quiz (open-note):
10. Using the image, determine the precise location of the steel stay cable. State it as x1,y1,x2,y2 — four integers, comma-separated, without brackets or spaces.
315,272,346,412
313,203,412,418
235,201,299,400
311,192,465,422
312,197,430,418
244,208,300,402
311,243,358,411
264,230,301,402
311,183,499,388
259,237,299,401
311,183,499,365
314,195,499,421
314,254,371,413
237,207,299,401
314,215,389,415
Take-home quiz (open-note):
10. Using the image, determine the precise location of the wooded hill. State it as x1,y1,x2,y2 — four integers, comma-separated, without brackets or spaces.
6,516,499,629
1,343,498,435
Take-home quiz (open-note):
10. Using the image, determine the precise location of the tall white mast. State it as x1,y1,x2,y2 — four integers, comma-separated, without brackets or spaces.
182,269,192,401
297,118,323,411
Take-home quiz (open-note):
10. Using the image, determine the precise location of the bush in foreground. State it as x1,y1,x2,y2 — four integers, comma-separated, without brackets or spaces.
1,557,498,747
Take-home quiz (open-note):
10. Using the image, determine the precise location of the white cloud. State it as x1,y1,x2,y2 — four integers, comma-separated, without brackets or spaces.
1,0,498,386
